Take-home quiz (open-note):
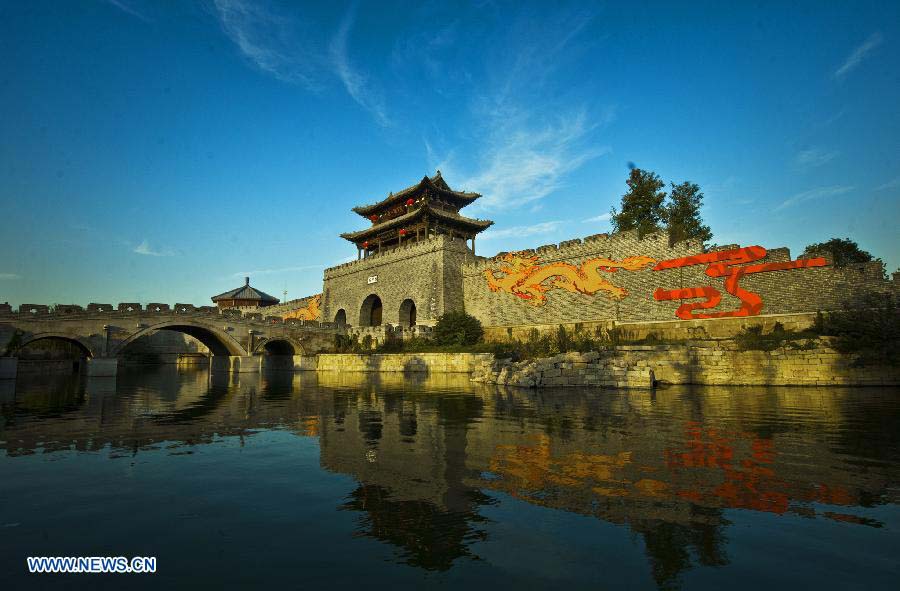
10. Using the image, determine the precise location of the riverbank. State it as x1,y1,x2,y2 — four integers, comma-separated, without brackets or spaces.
469,339,899,388
313,337,897,388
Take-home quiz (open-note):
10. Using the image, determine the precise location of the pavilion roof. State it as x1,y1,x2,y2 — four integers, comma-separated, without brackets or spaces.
340,203,493,243
211,278,280,303
351,171,480,217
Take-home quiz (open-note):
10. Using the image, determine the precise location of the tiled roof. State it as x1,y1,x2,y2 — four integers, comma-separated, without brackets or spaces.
351,171,480,217
211,278,280,303
340,203,493,242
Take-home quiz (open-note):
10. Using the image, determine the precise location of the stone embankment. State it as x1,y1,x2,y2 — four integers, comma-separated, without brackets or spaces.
316,353,493,373
470,339,899,388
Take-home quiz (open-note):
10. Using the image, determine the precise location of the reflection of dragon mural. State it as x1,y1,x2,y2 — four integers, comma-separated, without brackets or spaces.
484,252,657,306
283,294,321,321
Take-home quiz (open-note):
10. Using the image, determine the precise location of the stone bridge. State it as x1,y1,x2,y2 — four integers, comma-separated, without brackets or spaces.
0,302,345,378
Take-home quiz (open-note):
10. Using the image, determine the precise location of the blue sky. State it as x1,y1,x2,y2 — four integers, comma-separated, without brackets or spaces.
1,0,897,307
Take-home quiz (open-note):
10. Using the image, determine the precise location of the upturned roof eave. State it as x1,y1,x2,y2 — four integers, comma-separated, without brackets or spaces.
351,174,480,217
340,205,493,243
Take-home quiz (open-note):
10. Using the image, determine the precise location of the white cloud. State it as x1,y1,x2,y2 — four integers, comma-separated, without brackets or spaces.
480,221,565,241
452,109,610,211
794,148,839,170
834,32,883,79
0,273,20,280
104,0,149,22
213,0,320,88
424,7,611,211
230,264,324,278
583,212,611,223
328,6,390,126
874,177,900,191
133,240,174,257
774,186,854,211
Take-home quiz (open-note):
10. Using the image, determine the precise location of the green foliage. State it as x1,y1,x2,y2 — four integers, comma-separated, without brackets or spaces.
433,311,484,346
361,334,374,350
611,169,713,246
611,168,667,238
3,330,23,356
815,294,899,365
664,181,712,247
803,237,876,267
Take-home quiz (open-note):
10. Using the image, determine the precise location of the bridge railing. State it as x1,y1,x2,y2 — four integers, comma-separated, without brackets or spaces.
0,304,344,331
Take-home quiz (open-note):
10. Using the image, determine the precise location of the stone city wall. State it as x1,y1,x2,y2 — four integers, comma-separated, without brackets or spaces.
322,235,475,327
315,352,493,373
481,312,822,343
462,230,896,327
229,294,323,321
471,341,900,388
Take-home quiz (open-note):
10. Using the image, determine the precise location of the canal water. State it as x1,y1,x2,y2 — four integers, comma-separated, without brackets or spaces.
1,366,898,589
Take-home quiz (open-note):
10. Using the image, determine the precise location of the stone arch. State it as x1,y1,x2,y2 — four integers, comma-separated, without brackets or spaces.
359,294,383,327
398,299,417,327
252,337,303,356
15,333,95,359
334,309,347,326
113,320,248,357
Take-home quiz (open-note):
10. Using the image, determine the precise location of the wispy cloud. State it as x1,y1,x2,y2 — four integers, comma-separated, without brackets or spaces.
230,263,324,278
104,0,150,22
0,273,20,280
774,186,854,211
213,0,320,88
424,7,609,211
133,240,174,257
328,5,390,126
458,110,610,210
834,32,883,79
874,177,900,191
480,220,565,241
583,212,611,223
794,148,839,170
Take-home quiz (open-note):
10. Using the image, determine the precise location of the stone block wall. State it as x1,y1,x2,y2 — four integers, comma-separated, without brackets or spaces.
471,342,899,388
315,352,493,373
462,230,896,327
482,312,822,343
322,235,475,327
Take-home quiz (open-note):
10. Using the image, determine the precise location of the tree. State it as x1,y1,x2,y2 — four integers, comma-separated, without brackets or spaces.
664,181,712,247
803,237,882,269
610,168,667,238
433,311,483,346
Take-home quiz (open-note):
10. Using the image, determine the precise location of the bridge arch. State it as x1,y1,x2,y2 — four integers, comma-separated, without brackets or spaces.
112,320,248,357
15,333,96,358
252,337,304,356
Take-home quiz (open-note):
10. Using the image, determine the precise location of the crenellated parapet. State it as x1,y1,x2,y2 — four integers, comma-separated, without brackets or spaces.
461,229,897,326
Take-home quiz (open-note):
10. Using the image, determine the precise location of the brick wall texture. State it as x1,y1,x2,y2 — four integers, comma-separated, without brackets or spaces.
319,229,895,330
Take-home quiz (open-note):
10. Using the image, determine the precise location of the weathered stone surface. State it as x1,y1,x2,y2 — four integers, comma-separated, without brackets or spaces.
470,338,898,389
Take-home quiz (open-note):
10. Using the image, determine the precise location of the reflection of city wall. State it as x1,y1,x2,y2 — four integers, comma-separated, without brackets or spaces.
2,371,897,581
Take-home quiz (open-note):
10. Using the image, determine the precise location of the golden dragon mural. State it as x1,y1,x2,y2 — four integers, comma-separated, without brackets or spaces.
484,252,657,306
283,294,321,321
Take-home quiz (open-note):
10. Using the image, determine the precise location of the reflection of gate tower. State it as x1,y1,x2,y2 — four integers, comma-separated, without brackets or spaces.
322,172,493,328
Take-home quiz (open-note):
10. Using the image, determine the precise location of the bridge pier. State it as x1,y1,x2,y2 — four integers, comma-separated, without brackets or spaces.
0,357,17,380
209,355,262,374
86,357,118,377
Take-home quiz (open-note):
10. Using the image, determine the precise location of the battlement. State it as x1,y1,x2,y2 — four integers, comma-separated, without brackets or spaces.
463,230,704,274
0,302,338,330
324,234,472,279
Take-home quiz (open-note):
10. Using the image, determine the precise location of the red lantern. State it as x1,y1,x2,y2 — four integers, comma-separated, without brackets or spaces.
369,215,379,222
405,198,414,206
399,229,407,236
362,241,369,249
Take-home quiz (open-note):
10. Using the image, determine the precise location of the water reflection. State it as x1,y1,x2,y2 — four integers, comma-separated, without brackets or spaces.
1,367,898,589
